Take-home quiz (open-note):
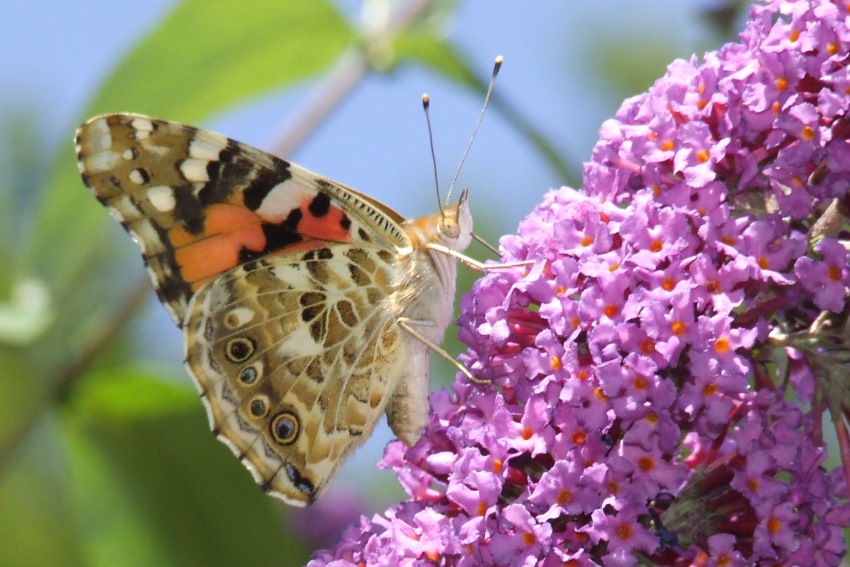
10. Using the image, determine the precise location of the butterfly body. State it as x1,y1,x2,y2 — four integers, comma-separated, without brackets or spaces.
75,113,472,505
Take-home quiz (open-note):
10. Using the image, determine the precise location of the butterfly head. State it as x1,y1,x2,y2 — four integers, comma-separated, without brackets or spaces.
439,188,473,252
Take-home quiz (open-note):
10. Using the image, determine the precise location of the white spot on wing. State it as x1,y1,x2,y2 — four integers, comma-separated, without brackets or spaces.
225,307,256,328
85,150,120,173
278,321,324,357
131,118,154,132
128,169,147,185
255,181,314,220
147,145,169,157
110,194,142,222
181,158,210,182
88,117,113,151
131,220,164,255
147,185,176,212
131,118,154,141
272,263,312,290
189,138,224,161
122,149,134,160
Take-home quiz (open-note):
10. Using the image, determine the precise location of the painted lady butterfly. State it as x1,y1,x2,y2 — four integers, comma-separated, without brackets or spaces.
75,111,491,506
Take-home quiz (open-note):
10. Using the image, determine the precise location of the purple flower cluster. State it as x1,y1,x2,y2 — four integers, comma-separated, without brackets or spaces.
308,1,850,565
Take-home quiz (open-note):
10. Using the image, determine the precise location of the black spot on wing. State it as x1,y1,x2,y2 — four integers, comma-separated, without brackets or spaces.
237,207,304,263
283,207,303,230
197,145,235,204
301,302,324,323
197,142,292,209
262,207,305,250
242,258,273,274
308,193,331,217
156,277,192,313
269,214,304,244
173,183,206,234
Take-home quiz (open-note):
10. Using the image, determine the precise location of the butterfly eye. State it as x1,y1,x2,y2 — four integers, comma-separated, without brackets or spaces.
270,411,300,445
225,337,256,363
441,217,460,239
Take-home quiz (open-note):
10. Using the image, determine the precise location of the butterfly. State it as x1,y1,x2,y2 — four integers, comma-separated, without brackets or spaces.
75,112,488,506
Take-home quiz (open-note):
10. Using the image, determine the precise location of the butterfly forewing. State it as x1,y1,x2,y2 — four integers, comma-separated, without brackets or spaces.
75,113,410,325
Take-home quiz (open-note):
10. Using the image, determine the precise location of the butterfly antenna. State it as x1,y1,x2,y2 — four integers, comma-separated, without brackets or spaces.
445,55,502,206
422,94,444,215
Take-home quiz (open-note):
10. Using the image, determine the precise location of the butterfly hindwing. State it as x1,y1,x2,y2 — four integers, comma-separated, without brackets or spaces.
183,243,411,505
75,113,410,325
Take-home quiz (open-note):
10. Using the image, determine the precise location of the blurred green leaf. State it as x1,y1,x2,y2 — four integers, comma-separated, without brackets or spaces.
0,347,42,446
0,427,82,567
63,397,309,566
70,365,196,421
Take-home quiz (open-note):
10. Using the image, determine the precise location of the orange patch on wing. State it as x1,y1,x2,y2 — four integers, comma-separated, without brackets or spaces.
294,198,352,242
171,204,266,286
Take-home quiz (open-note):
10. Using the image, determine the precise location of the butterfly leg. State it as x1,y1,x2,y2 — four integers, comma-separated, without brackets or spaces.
397,318,490,384
425,243,534,272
